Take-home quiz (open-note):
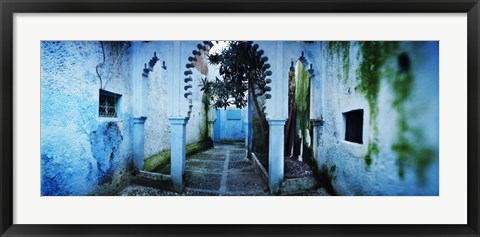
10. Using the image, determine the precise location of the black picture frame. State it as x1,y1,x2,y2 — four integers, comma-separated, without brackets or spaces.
1,0,479,236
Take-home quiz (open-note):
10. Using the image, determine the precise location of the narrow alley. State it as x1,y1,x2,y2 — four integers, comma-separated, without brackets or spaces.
40,41,439,196
119,143,266,196
118,143,330,196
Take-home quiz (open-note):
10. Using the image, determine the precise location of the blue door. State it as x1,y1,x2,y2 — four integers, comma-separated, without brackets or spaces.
213,108,245,142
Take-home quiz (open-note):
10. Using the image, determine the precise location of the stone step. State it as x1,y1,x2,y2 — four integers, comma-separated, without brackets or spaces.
280,176,319,195
131,170,172,191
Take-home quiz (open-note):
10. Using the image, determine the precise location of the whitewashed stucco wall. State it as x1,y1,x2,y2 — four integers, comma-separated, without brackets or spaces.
131,41,210,158
184,41,209,146
41,40,439,196
41,41,212,195
315,41,439,195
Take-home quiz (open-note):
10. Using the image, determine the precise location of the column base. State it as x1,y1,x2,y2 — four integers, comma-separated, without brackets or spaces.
169,117,189,193
267,118,287,195
133,116,147,171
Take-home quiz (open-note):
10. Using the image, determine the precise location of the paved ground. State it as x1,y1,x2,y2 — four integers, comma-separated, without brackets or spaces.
118,142,330,196
184,142,268,195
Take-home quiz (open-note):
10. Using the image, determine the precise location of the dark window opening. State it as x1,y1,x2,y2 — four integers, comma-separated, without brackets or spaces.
99,89,121,118
344,109,363,144
398,52,411,74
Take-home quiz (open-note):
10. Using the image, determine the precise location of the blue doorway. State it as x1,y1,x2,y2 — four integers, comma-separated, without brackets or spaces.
213,108,245,142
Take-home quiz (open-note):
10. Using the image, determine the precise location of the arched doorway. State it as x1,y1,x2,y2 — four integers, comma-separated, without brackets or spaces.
285,52,315,166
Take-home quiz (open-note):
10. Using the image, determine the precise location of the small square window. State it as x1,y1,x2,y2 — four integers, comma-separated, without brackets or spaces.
99,89,121,118
344,109,363,144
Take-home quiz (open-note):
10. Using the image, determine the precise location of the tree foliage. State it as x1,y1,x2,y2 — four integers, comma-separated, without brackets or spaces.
201,41,271,144
201,41,270,110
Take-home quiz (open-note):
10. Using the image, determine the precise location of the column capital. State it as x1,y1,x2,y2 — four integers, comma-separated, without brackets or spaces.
169,116,189,125
267,118,287,126
133,116,148,124
311,118,324,126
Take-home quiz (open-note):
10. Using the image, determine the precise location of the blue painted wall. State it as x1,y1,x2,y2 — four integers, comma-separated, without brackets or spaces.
41,41,212,196
315,41,439,195
41,41,134,196
213,108,245,142
40,40,439,196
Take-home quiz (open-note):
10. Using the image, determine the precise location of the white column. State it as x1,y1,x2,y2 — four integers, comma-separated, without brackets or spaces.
168,41,189,192
169,117,188,192
131,42,149,171
133,117,147,170
268,118,287,194
266,41,288,194
275,41,288,118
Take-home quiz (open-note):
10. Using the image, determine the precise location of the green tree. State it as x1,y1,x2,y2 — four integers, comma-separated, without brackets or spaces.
201,41,271,142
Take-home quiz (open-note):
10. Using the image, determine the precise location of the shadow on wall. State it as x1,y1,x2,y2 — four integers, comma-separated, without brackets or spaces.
90,122,123,183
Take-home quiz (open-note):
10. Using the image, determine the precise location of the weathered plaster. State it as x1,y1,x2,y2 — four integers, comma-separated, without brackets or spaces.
315,41,439,195
41,41,133,195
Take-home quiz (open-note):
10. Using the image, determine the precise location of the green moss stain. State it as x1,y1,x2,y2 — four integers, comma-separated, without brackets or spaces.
319,165,337,195
390,70,435,183
144,139,213,173
327,41,350,83
294,61,313,163
357,42,385,126
199,121,207,142
364,140,379,167
295,62,310,113
144,149,171,172
199,95,209,141
356,41,399,166
415,147,435,182
201,82,212,141
356,42,435,180
330,164,337,173
392,71,414,109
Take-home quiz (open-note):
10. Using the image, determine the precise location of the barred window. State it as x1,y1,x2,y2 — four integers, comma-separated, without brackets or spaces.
99,89,121,118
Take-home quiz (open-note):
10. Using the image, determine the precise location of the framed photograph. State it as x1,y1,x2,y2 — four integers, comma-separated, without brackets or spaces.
1,0,479,236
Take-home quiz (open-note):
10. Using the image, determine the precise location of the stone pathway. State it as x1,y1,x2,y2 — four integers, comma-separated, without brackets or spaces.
118,142,331,196
183,142,267,195
119,142,267,196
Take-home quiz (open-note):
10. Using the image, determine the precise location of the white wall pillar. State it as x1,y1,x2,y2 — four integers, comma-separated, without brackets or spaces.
169,117,188,192
168,41,189,192
132,42,149,171
264,41,289,194
268,118,287,194
133,117,147,170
